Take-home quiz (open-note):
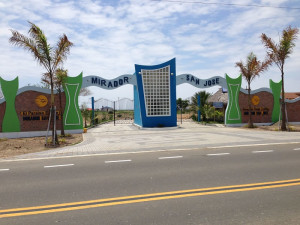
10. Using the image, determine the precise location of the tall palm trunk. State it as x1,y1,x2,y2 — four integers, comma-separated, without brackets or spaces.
247,81,254,128
281,68,287,131
58,89,65,136
49,68,58,146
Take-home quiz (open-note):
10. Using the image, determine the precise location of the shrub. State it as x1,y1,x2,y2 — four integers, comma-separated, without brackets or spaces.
190,114,197,121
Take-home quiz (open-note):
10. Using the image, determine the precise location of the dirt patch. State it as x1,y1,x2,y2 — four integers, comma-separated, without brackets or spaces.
257,124,300,132
0,134,83,159
240,123,300,132
177,113,193,119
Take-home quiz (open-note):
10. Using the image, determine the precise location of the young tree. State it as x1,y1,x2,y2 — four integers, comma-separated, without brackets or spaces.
42,69,68,136
9,21,73,145
176,98,189,112
81,103,90,128
80,87,92,96
55,69,68,136
261,26,299,131
191,91,211,121
202,104,215,121
235,52,271,128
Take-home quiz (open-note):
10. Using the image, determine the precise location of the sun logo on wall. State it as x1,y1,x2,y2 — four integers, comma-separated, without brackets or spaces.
35,95,48,108
251,95,260,106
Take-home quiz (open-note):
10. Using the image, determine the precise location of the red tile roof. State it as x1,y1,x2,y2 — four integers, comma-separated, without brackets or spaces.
284,92,300,100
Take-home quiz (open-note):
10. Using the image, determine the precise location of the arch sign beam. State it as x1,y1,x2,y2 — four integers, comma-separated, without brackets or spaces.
82,74,136,89
176,74,228,89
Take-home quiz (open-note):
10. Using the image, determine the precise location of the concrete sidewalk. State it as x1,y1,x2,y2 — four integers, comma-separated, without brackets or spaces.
7,121,300,160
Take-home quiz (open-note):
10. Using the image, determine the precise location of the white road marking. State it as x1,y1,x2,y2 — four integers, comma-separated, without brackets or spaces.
1,150,170,162
44,164,74,168
0,169,10,172
206,153,230,156
293,148,300,151
158,156,183,160
105,160,132,164
3,142,300,163
252,150,274,153
208,142,300,149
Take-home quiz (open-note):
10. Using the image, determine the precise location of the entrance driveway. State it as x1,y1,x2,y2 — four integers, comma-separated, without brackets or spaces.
8,122,300,159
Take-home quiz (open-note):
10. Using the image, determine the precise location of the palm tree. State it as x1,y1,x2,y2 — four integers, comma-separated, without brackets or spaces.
55,69,68,136
42,69,68,136
191,91,211,121
261,26,299,131
202,104,215,121
176,98,189,112
9,21,73,145
235,52,271,128
81,103,90,128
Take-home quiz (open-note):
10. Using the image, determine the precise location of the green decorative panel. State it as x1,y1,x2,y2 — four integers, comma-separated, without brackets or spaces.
269,79,282,123
225,74,242,125
0,77,20,132
63,73,83,130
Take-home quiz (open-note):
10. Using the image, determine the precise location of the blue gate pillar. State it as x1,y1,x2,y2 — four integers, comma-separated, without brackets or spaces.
134,58,177,128
91,97,95,125
197,94,201,122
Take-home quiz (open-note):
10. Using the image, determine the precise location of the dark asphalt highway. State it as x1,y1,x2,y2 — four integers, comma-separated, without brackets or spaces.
1,143,300,224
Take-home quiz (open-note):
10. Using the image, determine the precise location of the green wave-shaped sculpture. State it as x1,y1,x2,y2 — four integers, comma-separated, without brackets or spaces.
63,73,83,130
225,74,242,125
269,79,282,123
0,77,21,132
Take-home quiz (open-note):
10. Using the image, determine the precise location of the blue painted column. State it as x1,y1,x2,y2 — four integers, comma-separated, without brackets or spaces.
91,97,95,125
197,94,201,122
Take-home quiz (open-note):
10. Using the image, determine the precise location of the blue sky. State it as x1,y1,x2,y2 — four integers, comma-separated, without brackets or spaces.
0,0,299,104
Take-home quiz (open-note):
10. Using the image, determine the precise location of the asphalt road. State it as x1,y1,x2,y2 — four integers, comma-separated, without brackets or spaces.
1,143,300,224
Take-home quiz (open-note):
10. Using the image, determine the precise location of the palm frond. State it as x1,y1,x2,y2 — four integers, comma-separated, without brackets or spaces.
236,52,271,85
28,21,52,63
261,26,299,69
261,33,280,63
9,29,49,69
52,34,73,70
235,60,250,83
280,26,299,59
41,72,51,84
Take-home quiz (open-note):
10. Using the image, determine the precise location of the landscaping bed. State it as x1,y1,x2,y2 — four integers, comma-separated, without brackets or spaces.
0,134,83,159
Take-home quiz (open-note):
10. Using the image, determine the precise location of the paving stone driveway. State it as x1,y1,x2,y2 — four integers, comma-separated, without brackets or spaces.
8,121,300,159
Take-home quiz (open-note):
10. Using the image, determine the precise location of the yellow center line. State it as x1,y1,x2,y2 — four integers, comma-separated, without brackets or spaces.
1,178,300,218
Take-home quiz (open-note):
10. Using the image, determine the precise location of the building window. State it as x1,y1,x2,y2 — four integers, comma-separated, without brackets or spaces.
141,66,170,117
